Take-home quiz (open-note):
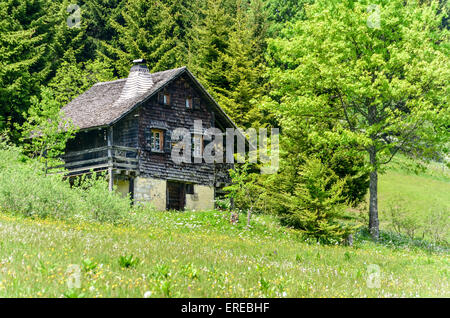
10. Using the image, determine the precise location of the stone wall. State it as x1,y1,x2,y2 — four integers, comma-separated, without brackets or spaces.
134,176,167,210
185,184,215,211
134,176,214,211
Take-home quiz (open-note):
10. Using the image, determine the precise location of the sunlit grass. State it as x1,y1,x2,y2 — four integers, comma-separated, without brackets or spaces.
0,210,448,298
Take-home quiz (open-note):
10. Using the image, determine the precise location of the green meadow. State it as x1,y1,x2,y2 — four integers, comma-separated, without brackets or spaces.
0,206,448,298
0,150,448,298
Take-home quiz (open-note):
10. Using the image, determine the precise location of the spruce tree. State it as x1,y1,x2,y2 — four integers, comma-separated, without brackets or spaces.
101,0,189,76
0,0,48,139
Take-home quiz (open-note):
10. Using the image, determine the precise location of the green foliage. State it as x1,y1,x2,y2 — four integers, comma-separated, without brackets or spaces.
63,289,86,298
118,254,140,268
188,0,268,128
268,0,450,168
278,158,357,243
17,87,77,161
266,0,450,238
224,162,262,212
48,55,116,105
82,258,98,272
0,145,134,224
72,173,131,224
102,0,191,75
0,0,48,138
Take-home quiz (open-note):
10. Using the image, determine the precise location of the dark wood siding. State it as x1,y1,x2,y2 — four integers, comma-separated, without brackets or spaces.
64,129,107,164
113,109,139,147
137,74,216,186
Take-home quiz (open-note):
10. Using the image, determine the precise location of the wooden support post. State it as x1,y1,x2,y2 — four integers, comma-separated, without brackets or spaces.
107,126,114,192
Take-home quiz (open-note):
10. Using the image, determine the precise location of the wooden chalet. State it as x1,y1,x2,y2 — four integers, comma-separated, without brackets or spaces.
55,59,237,211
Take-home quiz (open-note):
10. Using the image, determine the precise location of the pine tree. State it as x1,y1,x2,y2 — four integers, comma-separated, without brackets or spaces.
188,0,268,128
219,0,268,128
280,158,356,243
83,0,126,43
187,0,233,95
0,0,48,139
101,0,189,76
48,50,116,105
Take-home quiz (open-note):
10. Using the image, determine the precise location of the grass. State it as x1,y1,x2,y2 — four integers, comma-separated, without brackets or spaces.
376,155,450,241
0,147,448,298
0,210,448,298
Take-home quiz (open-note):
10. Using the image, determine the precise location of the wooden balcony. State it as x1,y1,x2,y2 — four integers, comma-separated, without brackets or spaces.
47,145,139,177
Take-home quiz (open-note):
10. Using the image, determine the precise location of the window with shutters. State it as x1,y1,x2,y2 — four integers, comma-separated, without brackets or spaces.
150,129,164,151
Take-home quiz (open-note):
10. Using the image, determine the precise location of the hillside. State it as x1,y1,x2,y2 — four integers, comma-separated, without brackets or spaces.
377,157,450,242
0,146,449,297
0,203,448,298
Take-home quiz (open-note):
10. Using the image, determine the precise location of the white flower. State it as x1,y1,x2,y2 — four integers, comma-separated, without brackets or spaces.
144,291,152,298
282,292,287,297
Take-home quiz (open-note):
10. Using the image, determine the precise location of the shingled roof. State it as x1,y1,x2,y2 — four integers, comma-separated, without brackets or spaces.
61,65,237,131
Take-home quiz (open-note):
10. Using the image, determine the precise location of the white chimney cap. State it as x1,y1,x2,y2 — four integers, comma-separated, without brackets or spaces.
133,58,146,64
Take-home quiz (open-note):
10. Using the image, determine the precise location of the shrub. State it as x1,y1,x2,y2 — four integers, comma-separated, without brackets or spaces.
118,254,140,268
0,147,84,220
423,209,449,244
387,199,420,240
73,173,130,224
0,144,134,224
279,158,356,243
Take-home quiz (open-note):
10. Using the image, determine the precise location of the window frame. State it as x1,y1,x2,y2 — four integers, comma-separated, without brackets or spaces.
163,93,171,106
185,97,193,109
150,128,164,152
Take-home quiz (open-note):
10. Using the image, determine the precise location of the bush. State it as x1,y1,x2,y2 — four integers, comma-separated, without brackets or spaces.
0,144,135,224
386,198,449,244
387,199,420,240
423,209,449,244
278,158,357,244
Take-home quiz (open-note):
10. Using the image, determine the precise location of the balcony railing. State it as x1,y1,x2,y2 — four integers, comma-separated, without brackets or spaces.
47,146,139,176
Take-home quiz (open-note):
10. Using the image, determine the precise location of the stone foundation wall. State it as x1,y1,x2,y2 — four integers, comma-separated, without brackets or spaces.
134,177,167,210
134,177,214,211
185,184,214,211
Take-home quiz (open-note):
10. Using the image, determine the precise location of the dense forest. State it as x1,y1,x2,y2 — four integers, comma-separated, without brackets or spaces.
0,0,448,242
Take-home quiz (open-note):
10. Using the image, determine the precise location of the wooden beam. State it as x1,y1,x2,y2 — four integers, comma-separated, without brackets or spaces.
64,146,108,158
113,145,139,153
113,156,139,163
113,162,139,170
107,126,114,192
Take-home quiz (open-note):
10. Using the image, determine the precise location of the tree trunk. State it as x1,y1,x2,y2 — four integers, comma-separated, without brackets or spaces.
368,147,379,240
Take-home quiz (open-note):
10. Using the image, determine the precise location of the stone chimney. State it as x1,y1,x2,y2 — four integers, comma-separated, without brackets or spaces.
117,59,154,102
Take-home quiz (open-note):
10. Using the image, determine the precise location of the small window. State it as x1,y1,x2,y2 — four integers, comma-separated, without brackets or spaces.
192,134,203,157
185,97,193,109
163,93,171,105
185,183,194,195
150,129,164,151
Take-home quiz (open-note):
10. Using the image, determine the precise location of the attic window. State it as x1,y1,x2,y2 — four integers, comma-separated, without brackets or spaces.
185,97,193,109
150,129,164,151
163,93,171,105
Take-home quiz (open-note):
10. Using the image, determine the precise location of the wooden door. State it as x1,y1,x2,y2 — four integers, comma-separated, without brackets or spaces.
167,181,185,211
